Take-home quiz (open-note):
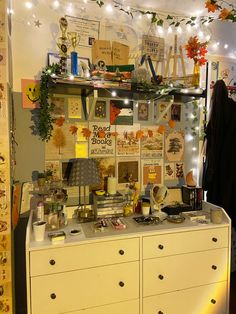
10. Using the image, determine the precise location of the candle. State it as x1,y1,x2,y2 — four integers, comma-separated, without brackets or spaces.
107,177,117,195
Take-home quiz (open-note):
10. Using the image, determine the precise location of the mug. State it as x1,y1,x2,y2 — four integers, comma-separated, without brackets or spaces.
33,221,46,241
142,202,150,216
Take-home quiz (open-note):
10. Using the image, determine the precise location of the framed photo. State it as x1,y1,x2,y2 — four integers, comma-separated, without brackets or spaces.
95,100,106,118
47,53,91,70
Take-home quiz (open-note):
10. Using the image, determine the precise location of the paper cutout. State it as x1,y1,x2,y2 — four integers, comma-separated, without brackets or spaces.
21,79,40,109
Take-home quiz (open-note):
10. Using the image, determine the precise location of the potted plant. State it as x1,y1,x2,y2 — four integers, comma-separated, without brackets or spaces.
37,171,46,187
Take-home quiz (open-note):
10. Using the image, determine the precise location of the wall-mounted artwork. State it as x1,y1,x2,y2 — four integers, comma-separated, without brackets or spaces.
94,157,115,190
95,100,106,118
165,131,185,162
21,79,40,109
141,159,163,192
117,157,139,189
110,99,133,125
141,126,163,158
68,97,82,119
171,103,181,121
164,162,175,180
116,124,140,156
45,160,60,181
158,102,171,122
89,122,115,157
51,97,66,118
137,102,149,121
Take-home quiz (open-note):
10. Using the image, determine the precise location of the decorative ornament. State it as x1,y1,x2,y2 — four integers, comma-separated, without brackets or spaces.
82,128,91,139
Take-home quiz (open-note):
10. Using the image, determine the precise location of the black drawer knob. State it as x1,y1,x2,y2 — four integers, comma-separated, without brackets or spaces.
211,299,216,304
158,245,164,250
158,274,164,280
49,259,56,265
158,311,164,314
50,293,56,300
119,250,124,255
212,237,218,242
212,265,217,270
119,281,125,287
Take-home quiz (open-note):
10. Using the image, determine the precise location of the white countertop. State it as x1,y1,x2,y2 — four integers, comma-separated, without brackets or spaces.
26,201,231,251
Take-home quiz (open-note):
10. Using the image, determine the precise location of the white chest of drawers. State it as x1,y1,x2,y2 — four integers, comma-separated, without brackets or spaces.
26,201,231,314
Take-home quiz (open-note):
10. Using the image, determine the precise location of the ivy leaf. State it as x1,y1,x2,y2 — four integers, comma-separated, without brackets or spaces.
167,15,173,20
191,16,197,21
169,21,175,26
175,22,180,27
157,19,164,26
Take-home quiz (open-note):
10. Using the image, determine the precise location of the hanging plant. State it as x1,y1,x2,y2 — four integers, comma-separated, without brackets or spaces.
36,63,60,141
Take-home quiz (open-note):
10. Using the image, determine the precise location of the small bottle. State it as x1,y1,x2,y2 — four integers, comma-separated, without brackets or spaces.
36,201,44,221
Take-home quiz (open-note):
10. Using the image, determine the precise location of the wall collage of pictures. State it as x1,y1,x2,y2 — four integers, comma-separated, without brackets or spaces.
44,94,201,194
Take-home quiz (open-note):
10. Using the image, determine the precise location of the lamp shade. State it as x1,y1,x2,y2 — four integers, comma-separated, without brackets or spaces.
68,158,100,186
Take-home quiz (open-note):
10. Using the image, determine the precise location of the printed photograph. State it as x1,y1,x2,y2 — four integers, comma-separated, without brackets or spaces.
171,103,181,121
110,99,133,125
138,102,149,121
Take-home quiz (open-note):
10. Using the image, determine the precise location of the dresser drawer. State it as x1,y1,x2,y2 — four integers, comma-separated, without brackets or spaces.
143,248,228,296
143,281,227,314
63,299,139,314
143,227,228,259
31,261,139,314
30,237,139,276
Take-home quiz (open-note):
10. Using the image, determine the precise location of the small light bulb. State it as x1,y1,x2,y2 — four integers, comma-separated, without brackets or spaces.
69,74,74,80
192,147,197,151
27,21,31,25
206,35,211,41
157,26,164,35
177,26,182,34
135,102,138,108
186,134,193,142
224,44,228,49
195,126,199,131
190,113,195,119
25,1,33,9
53,0,60,8
124,99,129,104
111,91,117,97
106,4,113,12
168,26,173,33
83,0,88,3
198,31,203,38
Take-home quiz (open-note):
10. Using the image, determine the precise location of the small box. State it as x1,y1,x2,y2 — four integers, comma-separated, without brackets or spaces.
181,185,203,210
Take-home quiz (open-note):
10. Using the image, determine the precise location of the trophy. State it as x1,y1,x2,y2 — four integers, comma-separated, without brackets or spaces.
57,17,70,75
68,31,80,76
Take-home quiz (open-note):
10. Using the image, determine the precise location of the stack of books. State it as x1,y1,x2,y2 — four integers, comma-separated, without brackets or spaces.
93,192,126,219
181,185,203,210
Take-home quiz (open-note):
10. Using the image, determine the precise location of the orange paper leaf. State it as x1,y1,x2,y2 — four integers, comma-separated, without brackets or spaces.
69,125,78,135
205,0,218,13
219,8,231,20
168,120,176,129
82,128,91,139
136,130,144,139
55,117,65,127
147,129,153,137
98,130,106,138
110,132,118,137
157,125,166,134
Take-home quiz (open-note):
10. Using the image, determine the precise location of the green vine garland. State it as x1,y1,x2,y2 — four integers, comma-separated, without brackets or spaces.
37,64,60,142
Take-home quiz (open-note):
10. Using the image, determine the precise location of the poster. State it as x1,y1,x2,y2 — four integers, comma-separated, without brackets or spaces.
171,103,182,121
21,79,40,109
112,41,129,65
141,159,163,191
45,123,76,160
66,15,100,48
117,157,139,190
68,97,82,118
89,122,115,157
51,97,66,118
137,102,149,121
92,40,112,65
110,99,133,125
141,126,163,158
158,102,171,122
95,100,106,118
94,157,115,190
116,124,140,156
164,162,175,180
165,131,185,162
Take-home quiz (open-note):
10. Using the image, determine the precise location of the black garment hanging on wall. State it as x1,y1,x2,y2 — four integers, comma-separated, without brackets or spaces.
203,80,236,226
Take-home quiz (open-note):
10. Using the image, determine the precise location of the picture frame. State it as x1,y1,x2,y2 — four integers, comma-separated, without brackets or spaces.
47,53,91,70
